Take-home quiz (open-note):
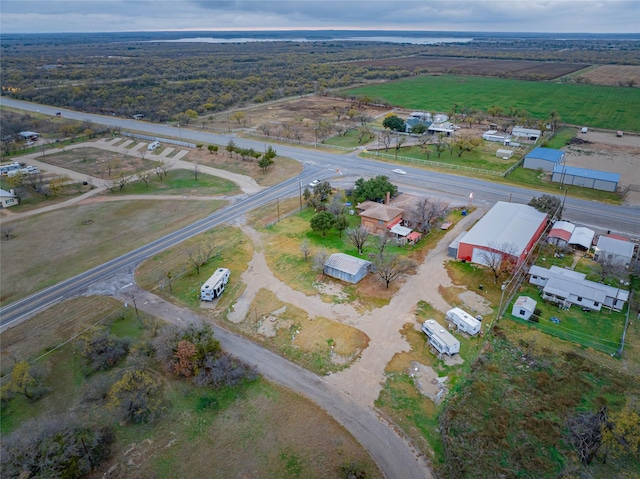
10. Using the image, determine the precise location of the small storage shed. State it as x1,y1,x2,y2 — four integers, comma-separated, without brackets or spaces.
323,253,371,284
568,227,595,250
482,130,511,143
496,148,514,159
552,165,620,192
523,147,564,172
512,126,541,141
446,308,481,336
422,320,460,356
512,296,537,320
547,221,575,247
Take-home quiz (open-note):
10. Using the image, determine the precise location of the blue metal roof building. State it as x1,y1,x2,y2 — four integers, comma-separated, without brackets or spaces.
551,165,620,192
523,147,565,172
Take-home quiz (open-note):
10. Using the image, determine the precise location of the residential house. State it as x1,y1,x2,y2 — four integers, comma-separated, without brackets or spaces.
547,220,575,248
529,265,628,311
594,235,635,269
358,202,404,235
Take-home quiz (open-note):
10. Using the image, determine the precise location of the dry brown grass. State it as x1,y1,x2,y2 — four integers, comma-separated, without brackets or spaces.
0,296,123,375
0,200,226,305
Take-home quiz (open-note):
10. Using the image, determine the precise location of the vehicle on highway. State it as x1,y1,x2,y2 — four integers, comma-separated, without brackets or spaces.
392,168,407,175
55,112,62,116
308,179,320,187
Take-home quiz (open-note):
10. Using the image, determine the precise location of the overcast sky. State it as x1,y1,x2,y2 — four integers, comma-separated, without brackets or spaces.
2,0,638,35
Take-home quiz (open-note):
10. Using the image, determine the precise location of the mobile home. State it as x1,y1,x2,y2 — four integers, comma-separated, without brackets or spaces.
445,307,481,336
200,268,230,301
422,320,460,356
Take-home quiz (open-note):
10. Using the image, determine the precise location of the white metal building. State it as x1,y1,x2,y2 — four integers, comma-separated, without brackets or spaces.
594,236,635,268
512,296,537,320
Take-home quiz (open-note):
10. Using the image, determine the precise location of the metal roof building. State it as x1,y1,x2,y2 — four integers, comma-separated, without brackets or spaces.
457,202,547,265
548,220,574,246
529,265,629,311
523,147,565,172
569,226,595,250
323,253,371,284
594,235,635,268
552,165,620,192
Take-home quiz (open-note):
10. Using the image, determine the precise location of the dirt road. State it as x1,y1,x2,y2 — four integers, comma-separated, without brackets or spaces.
119,284,433,479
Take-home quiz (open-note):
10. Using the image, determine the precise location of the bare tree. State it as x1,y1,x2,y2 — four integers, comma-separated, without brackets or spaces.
105,158,121,176
596,255,627,282
346,226,370,255
300,239,312,261
312,248,330,273
373,230,392,255
475,242,519,283
371,252,416,288
328,194,345,217
155,163,170,180
117,173,128,191
193,164,200,181
187,242,217,275
409,197,449,233
566,408,607,465
139,171,150,187
380,130,392,152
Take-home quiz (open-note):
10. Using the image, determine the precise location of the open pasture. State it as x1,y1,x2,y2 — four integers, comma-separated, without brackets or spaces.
342,75,640,132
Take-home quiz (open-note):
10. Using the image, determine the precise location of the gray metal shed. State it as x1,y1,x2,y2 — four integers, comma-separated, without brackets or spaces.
323,253,371,284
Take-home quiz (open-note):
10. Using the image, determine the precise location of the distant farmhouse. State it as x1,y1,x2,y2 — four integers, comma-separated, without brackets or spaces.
405,112,455,136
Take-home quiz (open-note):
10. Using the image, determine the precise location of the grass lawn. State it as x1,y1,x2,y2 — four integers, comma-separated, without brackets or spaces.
342,75,640,132
135,225,253,311
109,168,240,196
323,128,374,148
0,199,226,306
507,284,626,355
0,177,94,211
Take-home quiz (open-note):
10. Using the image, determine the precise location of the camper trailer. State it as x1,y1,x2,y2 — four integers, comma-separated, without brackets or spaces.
200,268,230,301
147,141,160,151
445,307,481,336
422,320,460,356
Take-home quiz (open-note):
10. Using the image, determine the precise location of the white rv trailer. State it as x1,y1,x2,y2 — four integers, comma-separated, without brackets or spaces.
200,268,230,301
422,320,460,356
147,140,160,151
445,307,482,336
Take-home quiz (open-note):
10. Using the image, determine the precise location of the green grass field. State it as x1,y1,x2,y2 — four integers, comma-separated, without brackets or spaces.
109,168,240,196
343,75,640,132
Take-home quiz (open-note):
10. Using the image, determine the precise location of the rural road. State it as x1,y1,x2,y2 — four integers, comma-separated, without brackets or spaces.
117,284,433,479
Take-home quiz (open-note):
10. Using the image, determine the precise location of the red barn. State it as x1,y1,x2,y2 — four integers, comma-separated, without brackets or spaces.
457,202,547,266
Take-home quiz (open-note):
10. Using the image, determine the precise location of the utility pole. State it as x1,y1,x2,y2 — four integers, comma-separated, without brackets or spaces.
277,197,280,222
299,181,303,211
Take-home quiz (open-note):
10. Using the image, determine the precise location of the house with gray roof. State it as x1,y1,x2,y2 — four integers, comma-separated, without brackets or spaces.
594,235,635,268
528,265,628,311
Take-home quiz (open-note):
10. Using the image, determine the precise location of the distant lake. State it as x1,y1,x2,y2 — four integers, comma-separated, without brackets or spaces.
156,36,473,45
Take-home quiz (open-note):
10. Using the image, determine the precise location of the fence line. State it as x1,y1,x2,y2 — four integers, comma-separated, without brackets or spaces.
121,131,196,149
367,151,504,177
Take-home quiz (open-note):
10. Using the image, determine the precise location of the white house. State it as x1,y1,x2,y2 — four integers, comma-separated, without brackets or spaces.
594,235,635,269
512,296,537,320
422,319,460,356
0,188,18,208
529,265,628,311
512,126,541,141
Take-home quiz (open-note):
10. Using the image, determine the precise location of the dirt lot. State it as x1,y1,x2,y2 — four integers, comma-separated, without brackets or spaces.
206,96,391,144
579,65,640,86
563,129,640,193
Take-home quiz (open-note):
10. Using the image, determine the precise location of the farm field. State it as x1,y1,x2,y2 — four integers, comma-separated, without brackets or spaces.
352,56,589,80
578,64,640,86
342,75,640,132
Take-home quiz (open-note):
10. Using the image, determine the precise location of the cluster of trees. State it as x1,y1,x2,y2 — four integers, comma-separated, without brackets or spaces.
0,321,258,477
353,175,398,203
225,140,277,171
